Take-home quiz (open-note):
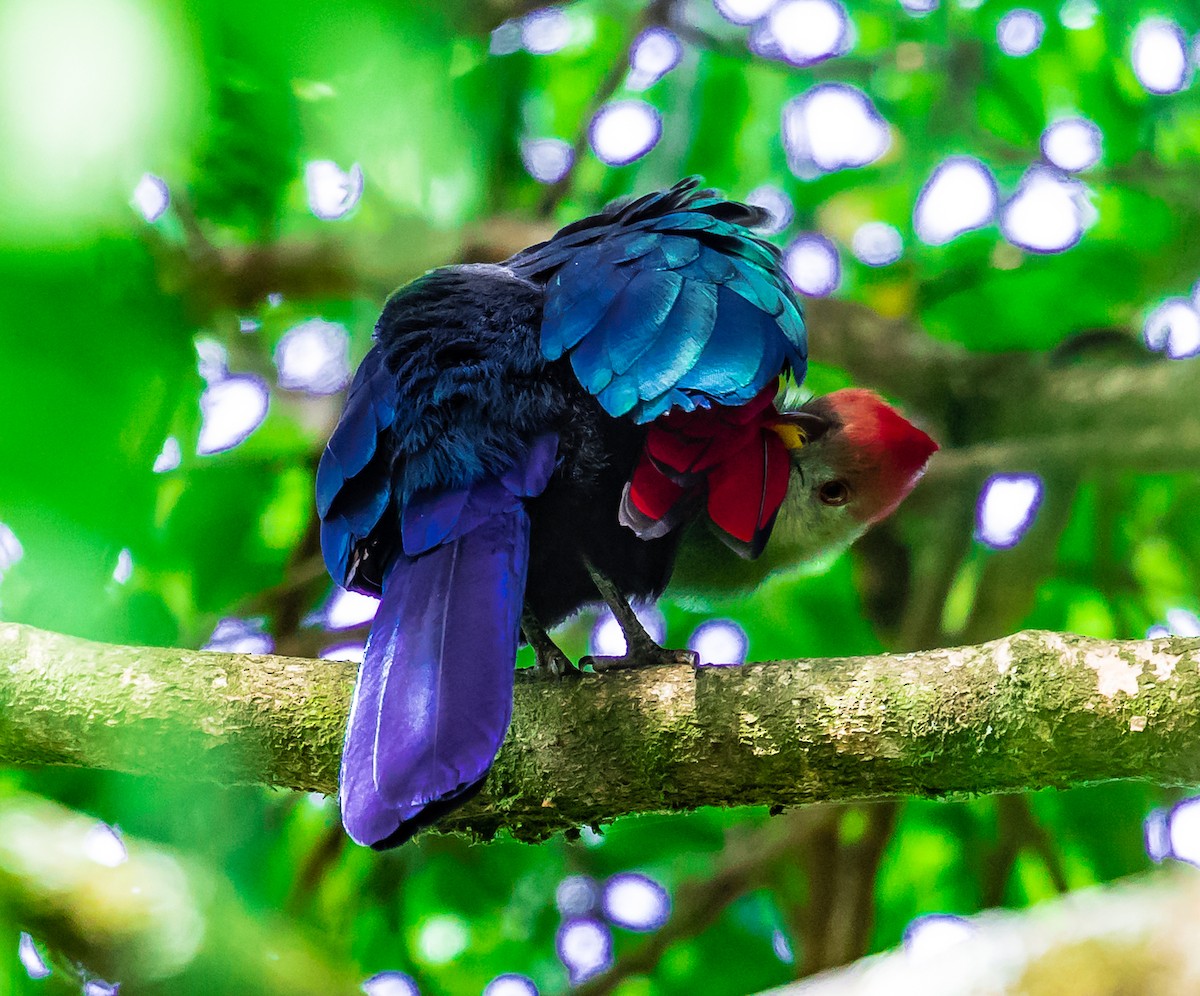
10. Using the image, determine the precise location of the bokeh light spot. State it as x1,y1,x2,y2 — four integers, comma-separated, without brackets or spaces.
484,975,538,996
323,587,381,630
688,619,749,665
84,822,127,867
305,161,364,221
580,825,605,847
590,101,661,166
1000,168,1088,254
629,27,682,89
521,138,574,184
418,915,469,964
976,473,1043,549
204,617,274,655
1133,19,1190,94
321,642,367,664
112,548,133,585
714,0,775,25
1146,797,1200,866
997,10,1045,56
557,918,613,983
275,319,351,395
153,436,181,473
362,972,419,996
900,0,938,14
1166,608,1200,637
1041,117,1101,172
767,0,850,67
522,7,571,55
851,222,904,266
195,338,229,384
603,873,670,931
745,185,794,235
783,233,841,297
1145,806,1171,861
0,522,25,576
783,84,889,176
490,19,522,55
557,875,599,917
1059,0,1097,29
18,934,49,980
772,928,795,963
590,604,666,656
197,375,269,456
1143,298,1200,359
131,173,169,222
914,156,998,245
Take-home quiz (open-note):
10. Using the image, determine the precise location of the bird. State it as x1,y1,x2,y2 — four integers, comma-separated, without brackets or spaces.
316,178,937,848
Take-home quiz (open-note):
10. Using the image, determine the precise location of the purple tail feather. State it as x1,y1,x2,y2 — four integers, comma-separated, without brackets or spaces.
339,509,529,849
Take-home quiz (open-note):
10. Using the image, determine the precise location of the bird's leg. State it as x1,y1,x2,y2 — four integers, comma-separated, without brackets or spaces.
580,560,699,672
521,606,577,678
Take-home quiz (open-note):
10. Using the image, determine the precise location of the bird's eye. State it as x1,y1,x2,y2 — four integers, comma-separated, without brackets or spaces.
818,480,852,506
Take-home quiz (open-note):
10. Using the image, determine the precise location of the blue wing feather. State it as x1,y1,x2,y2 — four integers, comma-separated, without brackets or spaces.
652,235,703,269
595,375,642,418
316,347,400,584
674,286,772,398
512,178,807,422
541,255,635,361
632,279,718,400
316,348,394,516
569,319,616,394
601,268,684,376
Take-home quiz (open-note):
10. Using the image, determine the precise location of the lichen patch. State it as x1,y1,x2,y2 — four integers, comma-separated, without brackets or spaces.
995,641,1014,675
1127,641,1181,681
1085,651,1141,698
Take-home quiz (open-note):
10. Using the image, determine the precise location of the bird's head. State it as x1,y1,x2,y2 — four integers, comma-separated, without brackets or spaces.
765,388,938,563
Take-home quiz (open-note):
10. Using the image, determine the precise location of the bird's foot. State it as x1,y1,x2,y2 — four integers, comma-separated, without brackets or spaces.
529,644,580,679
581,643,699,673
521,607,580,680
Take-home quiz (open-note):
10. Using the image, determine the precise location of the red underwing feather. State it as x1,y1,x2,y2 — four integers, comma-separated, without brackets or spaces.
628,451,687,521
705,428,789,543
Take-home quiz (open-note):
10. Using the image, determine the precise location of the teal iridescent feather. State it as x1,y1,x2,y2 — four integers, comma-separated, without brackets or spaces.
508,177,807,423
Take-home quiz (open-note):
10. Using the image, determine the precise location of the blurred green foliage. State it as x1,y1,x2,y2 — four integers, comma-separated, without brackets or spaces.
1,0,1197,992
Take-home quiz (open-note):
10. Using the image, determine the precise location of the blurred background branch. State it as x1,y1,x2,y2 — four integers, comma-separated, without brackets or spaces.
0,792,361,994
772,871,1200,996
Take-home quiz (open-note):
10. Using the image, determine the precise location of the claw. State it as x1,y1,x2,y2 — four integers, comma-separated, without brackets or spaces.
531,645,580,679
578,559,698,672
521,605,580,679
582,645,699,673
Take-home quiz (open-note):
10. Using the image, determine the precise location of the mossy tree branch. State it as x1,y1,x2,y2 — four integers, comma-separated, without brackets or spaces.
3,623,1199,842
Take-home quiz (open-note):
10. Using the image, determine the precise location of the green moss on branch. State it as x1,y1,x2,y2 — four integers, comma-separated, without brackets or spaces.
2,623,1198,841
